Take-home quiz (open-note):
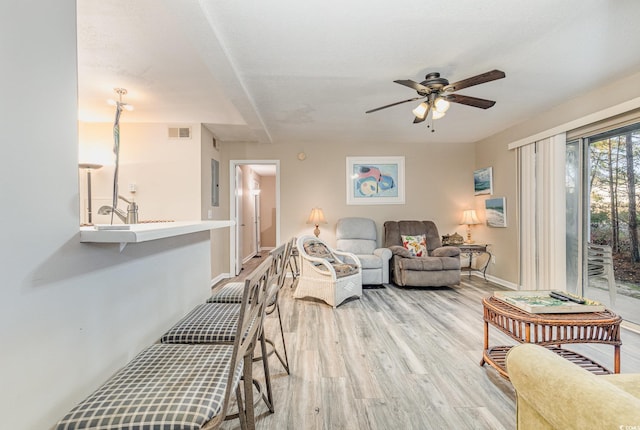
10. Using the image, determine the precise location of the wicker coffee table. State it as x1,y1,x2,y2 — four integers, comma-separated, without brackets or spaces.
481,295,622,379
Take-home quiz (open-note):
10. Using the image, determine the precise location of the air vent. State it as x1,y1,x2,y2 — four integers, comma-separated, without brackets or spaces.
168,127,192,139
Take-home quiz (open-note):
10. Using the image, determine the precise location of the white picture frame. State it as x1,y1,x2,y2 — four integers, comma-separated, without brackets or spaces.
485,197,507,227
346,156,405,205
474,166,493,195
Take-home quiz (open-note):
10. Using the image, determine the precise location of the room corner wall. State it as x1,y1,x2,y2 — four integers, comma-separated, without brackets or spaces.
201,125,229,281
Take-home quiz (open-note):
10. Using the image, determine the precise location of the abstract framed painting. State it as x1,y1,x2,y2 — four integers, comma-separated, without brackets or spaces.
346,156,405,205
474,167,493,195
485,197,507,227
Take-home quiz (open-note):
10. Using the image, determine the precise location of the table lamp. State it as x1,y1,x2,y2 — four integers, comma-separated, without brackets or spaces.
306,208,327,237
460,209,481,244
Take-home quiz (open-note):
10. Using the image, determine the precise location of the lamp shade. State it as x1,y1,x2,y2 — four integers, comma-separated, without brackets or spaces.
432,110,446,120
412,102,429,120
434,97,450,113
306,208,327,225
460,209,481,225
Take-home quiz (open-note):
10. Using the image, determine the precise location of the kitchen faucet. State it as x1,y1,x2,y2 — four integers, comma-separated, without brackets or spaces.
98,195,138,224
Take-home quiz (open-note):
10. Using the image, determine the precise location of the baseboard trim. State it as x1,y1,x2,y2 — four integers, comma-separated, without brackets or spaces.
622,321,640,335
466,271,517,290
210,273,231,287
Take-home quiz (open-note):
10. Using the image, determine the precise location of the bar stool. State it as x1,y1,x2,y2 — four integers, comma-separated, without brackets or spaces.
160,256,276,414
56,256,271,430
208,239,293,374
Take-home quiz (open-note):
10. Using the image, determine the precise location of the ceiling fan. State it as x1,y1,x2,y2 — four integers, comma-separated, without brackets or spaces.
366,69,506,129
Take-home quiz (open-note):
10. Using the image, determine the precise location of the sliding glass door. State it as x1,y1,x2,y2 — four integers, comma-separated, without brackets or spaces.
566,124,640,324
565,139,581,295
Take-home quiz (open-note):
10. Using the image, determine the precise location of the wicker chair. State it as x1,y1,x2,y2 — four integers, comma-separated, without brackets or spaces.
294,235,362,308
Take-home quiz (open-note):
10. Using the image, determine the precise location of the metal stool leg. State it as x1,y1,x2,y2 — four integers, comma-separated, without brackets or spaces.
274,301,290,374
259,331,274,412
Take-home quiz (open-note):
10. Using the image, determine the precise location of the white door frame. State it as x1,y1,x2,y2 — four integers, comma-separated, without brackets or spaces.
229,160,280,276
254,191,261,254
234,166,243,275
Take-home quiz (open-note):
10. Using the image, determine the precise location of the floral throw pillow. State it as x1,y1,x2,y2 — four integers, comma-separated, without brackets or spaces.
401,234,427,257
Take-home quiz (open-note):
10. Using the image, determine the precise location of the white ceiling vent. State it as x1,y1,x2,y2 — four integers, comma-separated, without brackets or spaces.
168,126,192,139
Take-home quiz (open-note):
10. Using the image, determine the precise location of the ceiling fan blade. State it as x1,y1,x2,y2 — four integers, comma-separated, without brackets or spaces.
445,94,496,109
413,104,430,123
394,79,430,94
365,96,424,114
442,70,505,93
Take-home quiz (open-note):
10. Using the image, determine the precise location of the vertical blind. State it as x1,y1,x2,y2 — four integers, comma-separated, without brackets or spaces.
517,133,567,290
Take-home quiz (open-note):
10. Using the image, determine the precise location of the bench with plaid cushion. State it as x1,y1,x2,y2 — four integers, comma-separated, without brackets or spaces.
55,343,243,430
208,282,245,304
161,303,244,344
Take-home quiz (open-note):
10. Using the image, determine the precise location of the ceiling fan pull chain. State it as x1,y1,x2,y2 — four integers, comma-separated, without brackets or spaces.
427,109,435,132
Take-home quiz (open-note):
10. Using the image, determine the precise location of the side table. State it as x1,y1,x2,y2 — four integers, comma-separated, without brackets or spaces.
455,244,491,280
481,295,621,379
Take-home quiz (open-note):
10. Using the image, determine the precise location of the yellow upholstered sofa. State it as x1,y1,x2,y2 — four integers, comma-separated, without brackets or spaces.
507,343,640,430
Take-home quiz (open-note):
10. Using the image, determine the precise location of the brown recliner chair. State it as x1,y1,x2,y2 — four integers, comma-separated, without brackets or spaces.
384,220,461,287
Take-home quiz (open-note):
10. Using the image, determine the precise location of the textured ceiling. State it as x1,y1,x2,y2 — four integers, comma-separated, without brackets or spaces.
77,0,640,145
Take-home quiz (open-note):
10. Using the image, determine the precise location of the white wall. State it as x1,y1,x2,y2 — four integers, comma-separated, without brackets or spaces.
260,175,277,248
201,125,229,281
1,3,215,428
220,140,475,248
78,122,202,223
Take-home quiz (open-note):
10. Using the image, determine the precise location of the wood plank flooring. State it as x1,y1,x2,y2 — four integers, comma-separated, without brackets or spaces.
218,267,640,430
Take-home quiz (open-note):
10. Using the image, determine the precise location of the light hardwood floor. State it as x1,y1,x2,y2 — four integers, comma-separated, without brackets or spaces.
219,265,640,430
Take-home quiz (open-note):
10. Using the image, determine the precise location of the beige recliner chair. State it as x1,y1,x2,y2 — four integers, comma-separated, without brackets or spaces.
384,220,461,287
336,217,392,285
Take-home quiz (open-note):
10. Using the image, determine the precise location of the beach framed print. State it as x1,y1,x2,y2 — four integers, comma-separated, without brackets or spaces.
485,197,507,227
474,167,493,195
346,156,405,205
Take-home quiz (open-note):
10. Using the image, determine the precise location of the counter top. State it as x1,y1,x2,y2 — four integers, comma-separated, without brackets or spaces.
80,220,234,249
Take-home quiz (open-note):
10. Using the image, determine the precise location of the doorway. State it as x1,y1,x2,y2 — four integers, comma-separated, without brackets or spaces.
229,160,280,276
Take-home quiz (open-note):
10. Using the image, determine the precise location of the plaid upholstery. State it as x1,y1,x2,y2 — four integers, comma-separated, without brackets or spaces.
55,344,243,430
207,282,244,304
209,282,279,307
161,304,241,344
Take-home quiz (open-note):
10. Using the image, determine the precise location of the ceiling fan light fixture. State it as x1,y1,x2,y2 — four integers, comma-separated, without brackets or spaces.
412,102,429,119
434,97,450,113
432,110,446,120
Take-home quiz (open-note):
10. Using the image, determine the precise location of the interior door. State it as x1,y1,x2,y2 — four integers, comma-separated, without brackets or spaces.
254,192,261,254
235,166,243,275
